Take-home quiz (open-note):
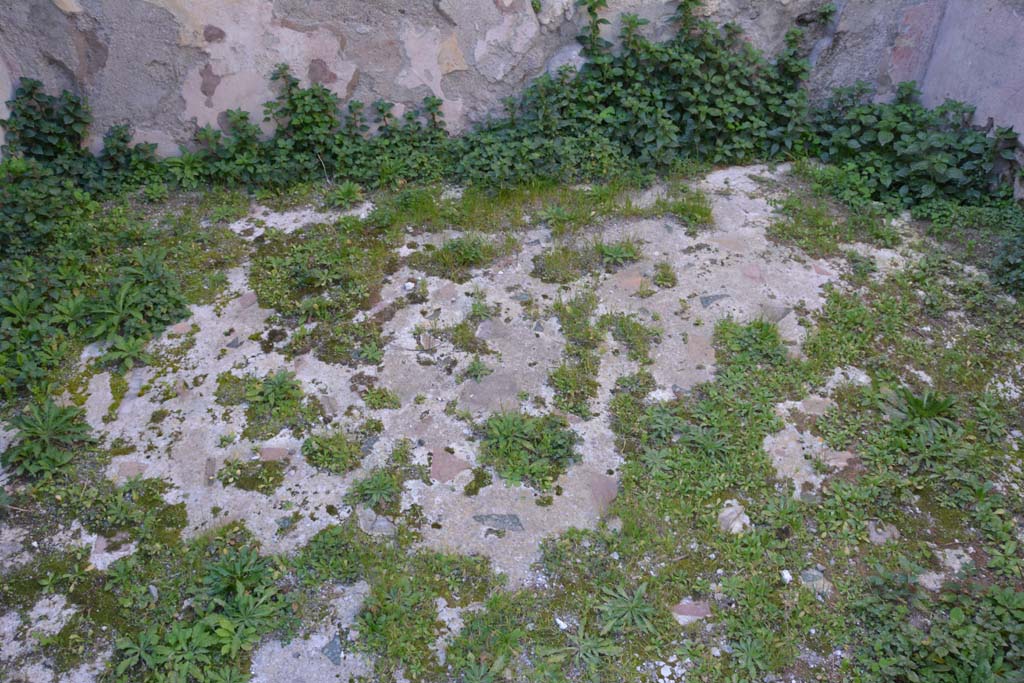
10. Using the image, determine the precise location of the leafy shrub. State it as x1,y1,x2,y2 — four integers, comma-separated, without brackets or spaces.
1,78,93,173
479,412,580,491
0,157,98,256
810,81,1015,205
1,400,93,477
992,232,1024,294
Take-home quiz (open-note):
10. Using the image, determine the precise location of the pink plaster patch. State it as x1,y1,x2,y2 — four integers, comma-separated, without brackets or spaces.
430,450,471,483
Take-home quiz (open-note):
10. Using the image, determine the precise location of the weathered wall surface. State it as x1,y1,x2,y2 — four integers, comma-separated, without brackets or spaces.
0,0,1022,153
919,0,1024,134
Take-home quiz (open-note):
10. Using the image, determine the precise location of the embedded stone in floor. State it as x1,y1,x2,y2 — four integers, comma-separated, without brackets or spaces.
671,599,712,626
259,447,289,461
800,568,833,595
718,499,751,534
867,520,901,545
430,450,472,483
700,293,730,308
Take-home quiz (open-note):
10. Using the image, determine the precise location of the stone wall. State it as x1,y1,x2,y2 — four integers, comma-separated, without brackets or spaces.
1,0,1022,153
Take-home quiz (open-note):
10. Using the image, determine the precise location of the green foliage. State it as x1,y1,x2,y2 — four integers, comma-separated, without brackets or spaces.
3,3,1017,221
771,164,899,256
108,530,287,683
811,81,1017,205
1,400,93,478
4,0,1020,207
324,180,363,209
459,356,493,383
855,570,1024,683
548,291,603,417
246,370,303,414
653,261,677,288
992,232,1024,294
2,78,92,169
596,583,660,635
531,243,603,284
102,336,154,372
0,229,189,401
301,430,364,475
879,386,959,444
216,459,287,494
357,576,442,678
479,412,580,491
538,616,622,671
363,386,401,410
646,183,714,229
411,234,505,283
2,13,1023,682
0,157,96,256
346,467,402,513
600,313,661,363
250,217,395,320
595,239,642,269
288,523,364,586
215,370,322,440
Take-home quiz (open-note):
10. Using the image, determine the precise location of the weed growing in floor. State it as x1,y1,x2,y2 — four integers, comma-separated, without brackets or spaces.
600,313,662,363
479,412,579,491
301,430,365,475
363,386,401,410
217,458,287,494
653,261,677,288
346,467,402,512
596,239,642,270
548,291,603,418
769,166,900,258
323,180,363,209
248,216,394,364
411,233,515,283
214,370,323,440
2,3,1022,678
531,243,604,284
1,400,93,478
460,356,493,383
345,440,426,516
